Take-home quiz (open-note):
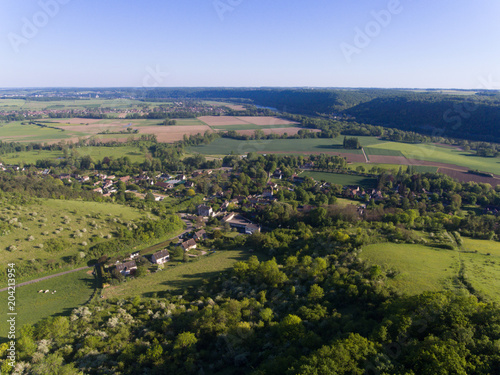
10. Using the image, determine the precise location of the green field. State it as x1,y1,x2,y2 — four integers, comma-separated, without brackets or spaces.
188,137,384,155
460,238,500,301
0,98,144,111
361,240,500,302
351,163,438,174
76,146,147,163
334,198,361,207
369,142,500,175
172,118,206,126
50,119,162,127
361,243,461,295
0,145,148,165
0,122,80,142
103,249,256,299
0,99,27,109
462,238,500,256
0,269,96,340
349,163,400,172
0,198,147,278
302,171,378,188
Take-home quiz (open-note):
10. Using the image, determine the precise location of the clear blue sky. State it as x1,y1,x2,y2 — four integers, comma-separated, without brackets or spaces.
1,0,499,88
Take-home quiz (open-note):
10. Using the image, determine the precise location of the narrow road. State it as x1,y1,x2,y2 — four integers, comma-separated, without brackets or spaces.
0,266,91,292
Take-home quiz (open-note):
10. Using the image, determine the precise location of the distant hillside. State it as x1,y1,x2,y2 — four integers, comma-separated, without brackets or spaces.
141,88,500,142
346,95,500,142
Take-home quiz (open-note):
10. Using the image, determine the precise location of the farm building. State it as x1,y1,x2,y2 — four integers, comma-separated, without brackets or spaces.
181,239,197,251
129,251,141,259
222,213,236,222
263,188,274,198
152,249,170,264
155,181,174,190
197,204,213,217
194,229,207,241
224,214,261,234
115,261,137,276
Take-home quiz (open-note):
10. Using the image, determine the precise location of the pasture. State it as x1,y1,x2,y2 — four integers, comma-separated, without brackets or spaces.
460,251,500,302
334,198,361,207
0,197,147,279
0,98,143,111
0,145,148,165
0,121,80,143
460,238,500,301
361,240,500,302
301,171,378,188
187,136,384,155
369,142,500,175
348,163,438,173
0,269,96,340
361,243,461,295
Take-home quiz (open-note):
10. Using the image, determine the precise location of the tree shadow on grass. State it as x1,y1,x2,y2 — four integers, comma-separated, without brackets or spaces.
140,269,223,297
141,251,263,297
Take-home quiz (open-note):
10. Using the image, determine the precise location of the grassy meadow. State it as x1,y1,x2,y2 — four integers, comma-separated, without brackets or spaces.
0,197,147,280
301,171,378,188
369,142,500,175
0,145,148,165
0,269,96,340
0,98,143,111
0,121,81,142
361,239,500,302
187,136,384,155
103,249,259,299
361,243,461,295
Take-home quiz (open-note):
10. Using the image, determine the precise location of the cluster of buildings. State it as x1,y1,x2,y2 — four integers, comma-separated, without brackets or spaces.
0,163,24,172
343,186,384,201
196,204,261,234
112,227,210,277
112,247,171,276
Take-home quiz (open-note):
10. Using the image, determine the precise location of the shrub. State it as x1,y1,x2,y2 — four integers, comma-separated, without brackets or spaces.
44,238,72,253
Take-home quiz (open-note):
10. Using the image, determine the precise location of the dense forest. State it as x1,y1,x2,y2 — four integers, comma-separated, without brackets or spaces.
7,226,500,374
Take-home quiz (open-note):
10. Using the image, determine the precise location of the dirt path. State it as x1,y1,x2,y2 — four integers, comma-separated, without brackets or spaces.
0,266,91,292
361,148,369,163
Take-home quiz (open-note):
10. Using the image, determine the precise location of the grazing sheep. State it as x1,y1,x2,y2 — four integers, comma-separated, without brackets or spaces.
38,290,43,293
45,290,49,293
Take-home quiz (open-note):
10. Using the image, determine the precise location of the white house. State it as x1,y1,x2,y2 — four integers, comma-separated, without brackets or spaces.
152,249,170,264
